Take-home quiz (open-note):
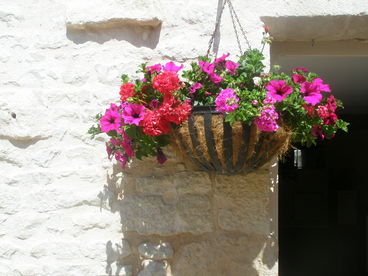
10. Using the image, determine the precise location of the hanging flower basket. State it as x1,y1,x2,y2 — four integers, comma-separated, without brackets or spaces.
172,106,291,174
88,0,349,174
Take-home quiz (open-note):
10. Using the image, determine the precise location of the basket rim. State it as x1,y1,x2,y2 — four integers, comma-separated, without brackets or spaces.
191,105,221,115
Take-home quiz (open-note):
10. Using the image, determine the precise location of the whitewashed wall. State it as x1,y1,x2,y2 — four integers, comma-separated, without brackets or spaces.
0,0,367,275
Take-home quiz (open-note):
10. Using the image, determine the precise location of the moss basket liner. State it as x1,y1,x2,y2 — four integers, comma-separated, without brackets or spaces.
171,106,291,174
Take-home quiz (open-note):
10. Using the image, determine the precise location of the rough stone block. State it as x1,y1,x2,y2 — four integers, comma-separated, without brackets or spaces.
138,242,173,260
138,260,167,276
119,195,213,235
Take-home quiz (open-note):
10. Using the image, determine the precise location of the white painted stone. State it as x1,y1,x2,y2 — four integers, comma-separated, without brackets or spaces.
0,0,364,275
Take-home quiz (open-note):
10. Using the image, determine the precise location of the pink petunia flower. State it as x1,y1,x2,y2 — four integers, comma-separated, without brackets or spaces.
122,104,145,126
266,80,293,102
199,61,215,74
190,83,203,94
209,73,223,84
293,67,309,73
225,60,239,75
146,64,162,74
313,78,331,92
311,126,324,140
215,88,239,113
292,74,306,84
106,142,113,159
114,151,128,169
163,61,184,72
214,53,230,64
300,78,330,106
100,110,121,132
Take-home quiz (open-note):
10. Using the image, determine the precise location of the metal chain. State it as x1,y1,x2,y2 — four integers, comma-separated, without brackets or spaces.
206,0,228,57
227,0,252,50
228,4,242,55
206,0,251,57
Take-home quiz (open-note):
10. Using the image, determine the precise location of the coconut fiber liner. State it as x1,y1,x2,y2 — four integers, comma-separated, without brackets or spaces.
171,108,291,174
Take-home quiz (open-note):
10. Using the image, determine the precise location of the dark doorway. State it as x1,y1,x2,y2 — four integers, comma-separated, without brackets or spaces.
279,115,368,276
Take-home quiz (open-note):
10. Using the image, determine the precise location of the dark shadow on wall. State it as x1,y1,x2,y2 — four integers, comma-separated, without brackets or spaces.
66,18,162,49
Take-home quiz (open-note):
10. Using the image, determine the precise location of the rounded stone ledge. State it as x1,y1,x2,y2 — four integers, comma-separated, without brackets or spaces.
138,242,174,260
138,260,168,276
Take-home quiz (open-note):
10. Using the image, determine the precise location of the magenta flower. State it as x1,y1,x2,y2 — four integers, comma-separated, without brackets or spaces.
300,78,330,106
156,148,167,164
215,88,239,113
141,78,147,82
327,95,337,111
313,78,331,92
263,97,276,105
122,104,145,126
209,73,223,84
214,53,230,64
254,105,279,132
311,126,324,140
163,61,184,72
114,151,127,169
106,142,113,159
146,64,162,74
293,67,309,73
199,61,215,74
225,60,239,75
108,103,120,112
100,110,121,132
190,83,202,94
121,135,134,157
150,99,159,109
292,74,306,84
252,100,258,105
266,80,293,102
300,81,322,106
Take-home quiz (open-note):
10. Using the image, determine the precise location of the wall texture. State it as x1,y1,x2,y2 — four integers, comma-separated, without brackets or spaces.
0,0,367,275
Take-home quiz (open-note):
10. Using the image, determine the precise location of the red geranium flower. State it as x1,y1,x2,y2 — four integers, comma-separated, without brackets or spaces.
159,95,191,124
152,71,180,94
119,83,135,101
141,109,170,136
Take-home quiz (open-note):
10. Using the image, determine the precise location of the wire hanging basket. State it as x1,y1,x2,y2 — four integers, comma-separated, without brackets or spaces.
172,106,291,174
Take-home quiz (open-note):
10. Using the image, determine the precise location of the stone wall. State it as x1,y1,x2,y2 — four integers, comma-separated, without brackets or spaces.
0,0,367,275
103,151,278,275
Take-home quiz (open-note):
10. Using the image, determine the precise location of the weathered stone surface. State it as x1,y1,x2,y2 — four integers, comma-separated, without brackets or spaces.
138,260,167,276
173,171,211,194
214,171,271,234
173,234,277,276
2,0,362,275
120,195,213,235
135,176,173,195
138,242,173,260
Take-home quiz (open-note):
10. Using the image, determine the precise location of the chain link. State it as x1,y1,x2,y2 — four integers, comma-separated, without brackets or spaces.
206,0,251,57
227,0,252,50
228,4,242,55
206,0,228,57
